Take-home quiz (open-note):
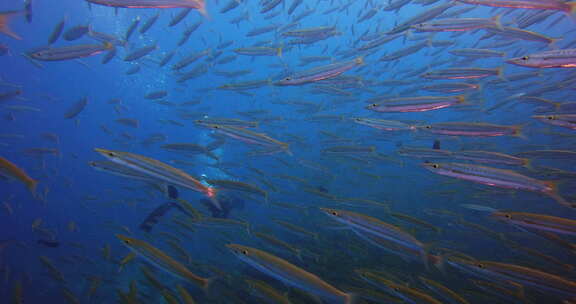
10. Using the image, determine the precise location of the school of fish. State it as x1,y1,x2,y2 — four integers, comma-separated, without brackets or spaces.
1,0,576,303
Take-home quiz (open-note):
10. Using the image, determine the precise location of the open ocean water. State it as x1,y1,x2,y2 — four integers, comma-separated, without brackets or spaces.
1,0,576,303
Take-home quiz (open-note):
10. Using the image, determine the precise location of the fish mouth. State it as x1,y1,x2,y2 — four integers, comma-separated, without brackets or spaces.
94,148,109,154
94,148,116,158
115,234,130,242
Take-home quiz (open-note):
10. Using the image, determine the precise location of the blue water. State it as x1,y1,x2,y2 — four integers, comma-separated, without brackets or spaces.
1,0,576,303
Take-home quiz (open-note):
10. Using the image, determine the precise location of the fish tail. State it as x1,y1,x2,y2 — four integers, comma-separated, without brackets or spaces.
245,223,252,236
205,187,222,210
421,243,434,269
0,13,22,40
295,248,303,261
545,181,576,209
103,41,114,50
283,144,293,156
492,14,503,30
512,124,527,139
195,0,210,19
432,253,446,273
344,292,358,304
457,94,466,105
496,66,507,81
565,1,576,17
27,179,38,197
202,276,217,295
209,195,222,210
522,158,535,171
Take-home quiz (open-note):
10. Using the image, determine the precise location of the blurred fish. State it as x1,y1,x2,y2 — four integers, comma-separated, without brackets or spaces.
423,162,575,208
94,148,220,209
63,25,89,41
533,114,576,130
201,124,291,155
420,122,523,137
48,16,66,44
275,57,364,86
321,208,428,263
356,270,442,304
455,0,576,13
227,244,356,304
28,43,113,61
117,234,212,289
64,97,88,119
447,257,576,299
124,43,157,61
367,96,466,113
0,11,23,40
411,16,502,32
86,0,207,16
169,8,192,26
0,156,37,195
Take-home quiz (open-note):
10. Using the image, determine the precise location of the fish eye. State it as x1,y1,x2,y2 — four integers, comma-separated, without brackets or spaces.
393,287,400,292
425,125,432,129
547,116,555,120
521,56,529,60
242,250,248,255
504,214,512,219
370,103,377,107
108,152,115,157
331,211,338,216
476,263,484,268
284,77,292,81
123,240,130,244
432,164,439,169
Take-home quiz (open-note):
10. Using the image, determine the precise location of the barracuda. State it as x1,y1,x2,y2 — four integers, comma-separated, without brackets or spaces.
423,162,576,208
94,148,220,209
227,244,356,304
117,235,211,289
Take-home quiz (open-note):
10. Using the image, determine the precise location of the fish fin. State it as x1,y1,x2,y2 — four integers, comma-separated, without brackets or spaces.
0,13,22,40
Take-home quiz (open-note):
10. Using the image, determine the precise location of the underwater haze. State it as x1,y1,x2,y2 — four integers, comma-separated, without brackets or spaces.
1,0,576,303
